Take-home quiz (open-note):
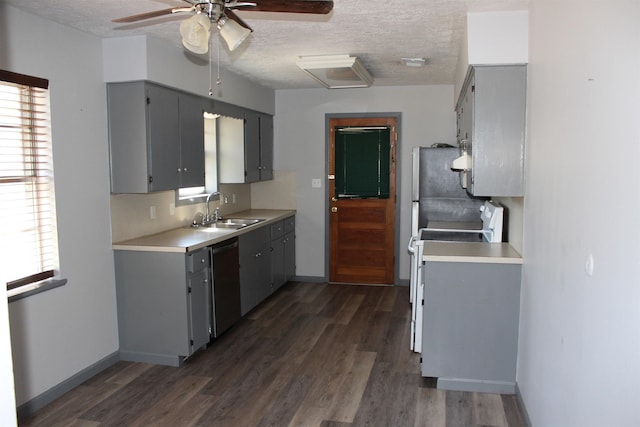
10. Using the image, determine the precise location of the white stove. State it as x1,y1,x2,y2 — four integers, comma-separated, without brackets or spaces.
407,200,505,352
421,200,504,243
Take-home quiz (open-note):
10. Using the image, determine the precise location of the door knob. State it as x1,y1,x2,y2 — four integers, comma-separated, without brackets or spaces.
331,197,337,202
331,207,338,213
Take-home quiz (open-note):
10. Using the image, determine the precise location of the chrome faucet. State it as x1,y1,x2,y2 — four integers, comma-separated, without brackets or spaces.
205,191,220,224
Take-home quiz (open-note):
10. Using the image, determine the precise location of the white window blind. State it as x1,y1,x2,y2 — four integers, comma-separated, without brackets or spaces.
1,70,59,290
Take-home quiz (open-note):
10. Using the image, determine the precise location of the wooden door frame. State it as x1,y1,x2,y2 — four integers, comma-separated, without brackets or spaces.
324,112,402,285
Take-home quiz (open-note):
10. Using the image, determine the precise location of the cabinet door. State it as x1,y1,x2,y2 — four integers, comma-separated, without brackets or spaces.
147,84,181,192
179,94,205,188
239,227,270,314
259,113,274,181
271,236,285,291
108,82,149,193
255,241,272,302
283,231,295,283
244,111,261,183
457,72,474,144
469,65,526,197
188,269,211,353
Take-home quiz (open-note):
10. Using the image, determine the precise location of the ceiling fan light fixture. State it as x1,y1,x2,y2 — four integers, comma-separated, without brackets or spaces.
180,13,211,54
217,16,251,51
296,55,373,89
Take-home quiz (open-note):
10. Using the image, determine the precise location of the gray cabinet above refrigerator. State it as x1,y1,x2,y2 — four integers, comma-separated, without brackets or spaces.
456,65,527,197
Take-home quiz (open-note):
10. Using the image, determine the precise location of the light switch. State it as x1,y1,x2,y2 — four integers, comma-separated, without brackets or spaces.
312,178,322,188
150,205,156,220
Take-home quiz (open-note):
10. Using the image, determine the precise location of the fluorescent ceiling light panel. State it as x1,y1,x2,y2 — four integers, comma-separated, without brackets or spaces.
296,55,373,89
401,57,427,67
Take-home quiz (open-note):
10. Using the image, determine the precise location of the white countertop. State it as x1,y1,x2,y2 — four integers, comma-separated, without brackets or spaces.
112,209,295,253
422,241,522,264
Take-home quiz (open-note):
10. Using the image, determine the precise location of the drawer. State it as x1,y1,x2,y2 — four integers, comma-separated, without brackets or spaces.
186,249,209,273
283,216,295,234
270,220,285,240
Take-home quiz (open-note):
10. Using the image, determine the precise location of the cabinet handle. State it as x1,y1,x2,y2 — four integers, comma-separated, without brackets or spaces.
184,167,188,172
201,258,205,263
203,278,207,284
177,168,181,173
255,252,261,258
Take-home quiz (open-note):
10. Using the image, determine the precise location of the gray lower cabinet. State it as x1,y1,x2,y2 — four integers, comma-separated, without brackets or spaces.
239,226,271,315
283,216,296,282
421,261,521,394
271,216,295,291
115,248,211,366
240,216,296,315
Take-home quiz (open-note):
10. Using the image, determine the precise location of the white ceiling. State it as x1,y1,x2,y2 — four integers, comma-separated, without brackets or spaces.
4,0,528,90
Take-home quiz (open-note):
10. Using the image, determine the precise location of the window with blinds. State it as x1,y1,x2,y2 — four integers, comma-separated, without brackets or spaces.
1,70,60,295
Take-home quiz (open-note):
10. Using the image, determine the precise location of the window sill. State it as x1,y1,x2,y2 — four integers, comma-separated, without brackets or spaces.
7,278,67,303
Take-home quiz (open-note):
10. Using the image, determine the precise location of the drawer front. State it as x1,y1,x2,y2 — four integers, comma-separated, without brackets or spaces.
283,216,295,234
270,220,285,240
186,249,210,273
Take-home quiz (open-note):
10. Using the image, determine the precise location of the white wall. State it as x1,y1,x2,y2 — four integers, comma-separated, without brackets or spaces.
0,290,16,425
518,1,640,425
103,36,275,115
454,11,529,104
0,4,119,408
275,86,455,280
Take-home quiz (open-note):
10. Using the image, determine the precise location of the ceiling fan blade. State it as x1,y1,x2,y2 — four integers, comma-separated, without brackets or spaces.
225,9,254,32
235,0,333,14
112,6,192,23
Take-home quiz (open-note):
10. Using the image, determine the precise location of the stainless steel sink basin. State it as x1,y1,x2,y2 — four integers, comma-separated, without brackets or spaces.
190,218,265,230
218,218,264,226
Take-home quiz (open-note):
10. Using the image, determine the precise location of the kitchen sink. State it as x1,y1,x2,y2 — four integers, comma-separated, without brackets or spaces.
218,218,265,226
190,218,265,230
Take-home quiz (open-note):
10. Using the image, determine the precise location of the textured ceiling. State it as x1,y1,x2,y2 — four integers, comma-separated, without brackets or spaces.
3,0,528,89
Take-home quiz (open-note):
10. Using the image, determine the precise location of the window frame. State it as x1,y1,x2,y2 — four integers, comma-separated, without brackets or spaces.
1,70,66,302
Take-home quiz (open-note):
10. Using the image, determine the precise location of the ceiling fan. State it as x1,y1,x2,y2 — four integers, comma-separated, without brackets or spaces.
113,0,334,54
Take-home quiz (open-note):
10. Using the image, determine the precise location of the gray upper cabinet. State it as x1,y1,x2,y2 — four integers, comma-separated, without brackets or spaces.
179,93,206,189
220,110,273,184
257,112,273,181
456,65,526,197
244,111,261,183
107,81,205,193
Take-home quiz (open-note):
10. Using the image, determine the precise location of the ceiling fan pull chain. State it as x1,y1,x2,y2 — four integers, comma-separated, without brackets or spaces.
208,32,214,95
216,34,222,87
208,31,222,96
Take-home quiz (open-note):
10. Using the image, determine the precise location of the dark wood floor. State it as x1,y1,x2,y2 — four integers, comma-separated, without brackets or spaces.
21,282,526,427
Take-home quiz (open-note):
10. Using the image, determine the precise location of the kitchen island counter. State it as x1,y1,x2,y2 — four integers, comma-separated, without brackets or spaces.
422,241,522,264
112,209,295,253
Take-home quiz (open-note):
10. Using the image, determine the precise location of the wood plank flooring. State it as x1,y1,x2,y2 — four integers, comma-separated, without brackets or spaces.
20,282,526,427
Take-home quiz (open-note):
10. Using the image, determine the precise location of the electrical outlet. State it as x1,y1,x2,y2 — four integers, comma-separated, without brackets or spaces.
312,178,322,188
150,205,157,220
232,193,236,204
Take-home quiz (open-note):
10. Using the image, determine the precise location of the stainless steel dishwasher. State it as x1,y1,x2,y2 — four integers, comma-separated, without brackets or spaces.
210,238,241,338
